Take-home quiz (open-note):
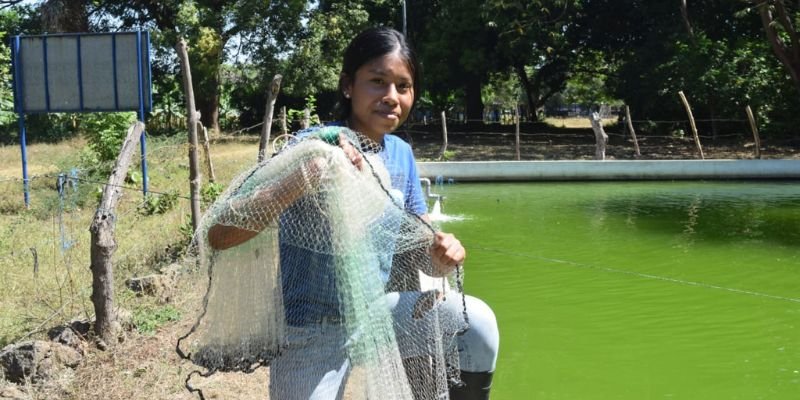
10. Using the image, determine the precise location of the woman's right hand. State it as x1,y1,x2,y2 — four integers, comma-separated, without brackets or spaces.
337,133,364,170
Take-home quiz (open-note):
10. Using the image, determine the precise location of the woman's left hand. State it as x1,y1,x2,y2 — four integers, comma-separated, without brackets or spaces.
431,231,465,276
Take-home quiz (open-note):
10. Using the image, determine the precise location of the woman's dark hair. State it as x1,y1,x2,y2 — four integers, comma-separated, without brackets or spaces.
335,27,421,121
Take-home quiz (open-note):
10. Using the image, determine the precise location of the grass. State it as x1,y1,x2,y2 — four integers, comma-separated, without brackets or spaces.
0,132,268,398
544,116,618,129
0,134,258,343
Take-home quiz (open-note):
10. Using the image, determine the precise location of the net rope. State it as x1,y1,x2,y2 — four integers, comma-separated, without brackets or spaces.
178,127,468,399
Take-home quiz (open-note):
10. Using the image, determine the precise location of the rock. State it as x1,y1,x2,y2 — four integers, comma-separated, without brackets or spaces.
47,328,83,355
68,320,91,338
116,308,134,331
0,341,82,384
0,384,27,400
159,263,183,277
126,272,176,302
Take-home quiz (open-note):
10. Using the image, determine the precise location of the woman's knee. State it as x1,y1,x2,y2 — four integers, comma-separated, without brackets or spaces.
458,295,499,372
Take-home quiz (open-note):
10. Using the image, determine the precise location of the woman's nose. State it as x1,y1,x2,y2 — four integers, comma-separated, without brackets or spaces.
382,84,399,105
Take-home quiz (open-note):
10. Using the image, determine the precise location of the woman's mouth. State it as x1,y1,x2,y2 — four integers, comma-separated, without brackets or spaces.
374,110,399,120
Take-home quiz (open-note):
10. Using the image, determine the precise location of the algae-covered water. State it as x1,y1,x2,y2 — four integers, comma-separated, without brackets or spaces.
436,181,800,399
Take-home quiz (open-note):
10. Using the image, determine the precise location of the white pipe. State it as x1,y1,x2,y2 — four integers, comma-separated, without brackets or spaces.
418,177,441,199
417,160,800,181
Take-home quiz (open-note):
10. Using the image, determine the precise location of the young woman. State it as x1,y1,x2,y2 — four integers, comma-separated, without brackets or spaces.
206,27,499,400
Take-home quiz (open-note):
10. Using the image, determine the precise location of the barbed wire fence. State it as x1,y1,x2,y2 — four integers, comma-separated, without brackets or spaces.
0,132,259,346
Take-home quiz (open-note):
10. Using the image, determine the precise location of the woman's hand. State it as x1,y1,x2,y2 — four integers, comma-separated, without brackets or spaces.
337,133,364,170
431,231,465,276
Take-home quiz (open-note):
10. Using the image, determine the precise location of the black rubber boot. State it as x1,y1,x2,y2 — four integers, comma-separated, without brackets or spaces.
449,370,494,400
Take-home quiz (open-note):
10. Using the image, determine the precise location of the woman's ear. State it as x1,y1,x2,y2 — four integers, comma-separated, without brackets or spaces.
340,73,353,97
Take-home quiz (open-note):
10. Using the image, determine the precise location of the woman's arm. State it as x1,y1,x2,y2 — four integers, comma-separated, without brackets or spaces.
208,131,363,251
207,156,328,250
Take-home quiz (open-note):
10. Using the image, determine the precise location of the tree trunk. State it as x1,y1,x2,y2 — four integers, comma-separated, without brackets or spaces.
176,38,204,239
464,75,484,122
90,122,145,346
590,112,608,160
514,64,539,121
679,0,694,38
198,88,221,135
259,74,283,162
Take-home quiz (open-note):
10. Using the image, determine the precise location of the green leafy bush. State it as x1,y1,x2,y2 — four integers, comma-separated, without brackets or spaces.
287,95,321,127
138,190,179,215
132,305,181,335
79,112,137,172
200,182,225,205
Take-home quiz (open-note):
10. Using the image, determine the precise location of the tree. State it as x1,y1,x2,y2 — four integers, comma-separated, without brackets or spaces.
280,2,370,101
482,0,581,120
0,23,14,127
415,0,493,120
571,0,799,137
753,0,800,96
100,0,305,134
40,0,89,32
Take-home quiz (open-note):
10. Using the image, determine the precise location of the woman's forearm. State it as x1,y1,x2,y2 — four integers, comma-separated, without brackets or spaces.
207,157,327,250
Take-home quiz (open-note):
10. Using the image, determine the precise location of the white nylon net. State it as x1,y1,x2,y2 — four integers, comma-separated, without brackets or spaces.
178,127,468,399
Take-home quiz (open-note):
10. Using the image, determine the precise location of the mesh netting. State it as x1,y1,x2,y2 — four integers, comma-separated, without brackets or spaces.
178,127,468,399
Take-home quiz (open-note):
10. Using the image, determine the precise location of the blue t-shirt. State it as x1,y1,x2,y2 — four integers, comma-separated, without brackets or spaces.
280,127,426,326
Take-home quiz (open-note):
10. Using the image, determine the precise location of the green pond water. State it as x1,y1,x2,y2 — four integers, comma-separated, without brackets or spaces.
434,181,800,400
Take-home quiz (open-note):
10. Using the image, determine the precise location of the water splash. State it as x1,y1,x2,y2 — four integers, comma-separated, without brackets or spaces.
429,197,466,223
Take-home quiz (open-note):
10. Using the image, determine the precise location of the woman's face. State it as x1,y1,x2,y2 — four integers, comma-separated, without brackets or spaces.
344,50,415,142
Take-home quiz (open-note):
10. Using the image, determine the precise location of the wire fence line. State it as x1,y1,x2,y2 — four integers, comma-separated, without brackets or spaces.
1,129,250,344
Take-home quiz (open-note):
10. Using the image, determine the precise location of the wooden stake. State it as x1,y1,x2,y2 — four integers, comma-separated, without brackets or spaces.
90,121,144,346
30,247,38,278
176,38,203,237
200,122,216,182
625,105,641,157
514,107,521,160
438,111,448,160
678,90,705,159
745,105,762,159
301,108,311,129
280,106,288,135
259,74,283,162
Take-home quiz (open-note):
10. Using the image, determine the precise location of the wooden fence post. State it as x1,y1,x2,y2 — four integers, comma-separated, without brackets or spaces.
301,108,311,129
514,107,521,160
280,106,288,135
176,38,203,238
590,112,608,160
259,74,283,162
90,121,145,346
438,111,448,160
199,121,216,182
745,105,762,159
677,90,705,159
625,105,641,157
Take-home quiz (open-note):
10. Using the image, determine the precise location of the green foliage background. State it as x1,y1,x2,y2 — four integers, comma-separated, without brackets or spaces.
0,0,798,140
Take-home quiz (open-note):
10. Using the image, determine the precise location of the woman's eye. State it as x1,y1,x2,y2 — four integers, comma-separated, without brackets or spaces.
371,78,385,85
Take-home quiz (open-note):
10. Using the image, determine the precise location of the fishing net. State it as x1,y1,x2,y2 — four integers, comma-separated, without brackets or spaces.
178,127,468,399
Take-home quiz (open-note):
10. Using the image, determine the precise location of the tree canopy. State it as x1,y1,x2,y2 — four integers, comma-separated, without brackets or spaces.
1,0,799,139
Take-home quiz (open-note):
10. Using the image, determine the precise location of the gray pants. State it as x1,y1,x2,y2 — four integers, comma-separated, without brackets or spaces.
268,293,499,400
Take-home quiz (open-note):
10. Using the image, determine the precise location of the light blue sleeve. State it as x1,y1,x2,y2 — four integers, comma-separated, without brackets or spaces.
403,144,428,216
